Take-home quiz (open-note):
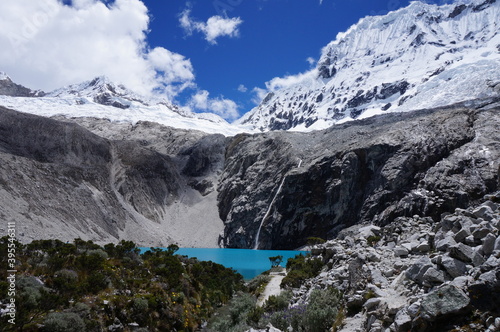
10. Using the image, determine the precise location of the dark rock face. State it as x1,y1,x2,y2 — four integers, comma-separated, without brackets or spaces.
0,76,44,97
219,103,500,249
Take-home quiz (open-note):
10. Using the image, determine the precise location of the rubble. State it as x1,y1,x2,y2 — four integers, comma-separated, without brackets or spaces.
289,192,500,331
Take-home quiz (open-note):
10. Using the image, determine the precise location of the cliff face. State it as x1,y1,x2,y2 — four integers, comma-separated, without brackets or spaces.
0,107,226,247
0,99,499,249
219,100,500,249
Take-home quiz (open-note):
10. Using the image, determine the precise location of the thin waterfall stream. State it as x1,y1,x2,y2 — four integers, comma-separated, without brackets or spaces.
253,159,302,250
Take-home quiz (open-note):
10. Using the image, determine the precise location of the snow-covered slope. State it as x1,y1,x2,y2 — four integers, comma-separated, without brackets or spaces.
238,0,500,131
0,76,249,136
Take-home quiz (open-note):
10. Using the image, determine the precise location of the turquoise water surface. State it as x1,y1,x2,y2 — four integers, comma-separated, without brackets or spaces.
140,248,308,280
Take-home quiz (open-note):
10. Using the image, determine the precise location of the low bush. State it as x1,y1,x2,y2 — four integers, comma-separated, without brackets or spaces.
42,312,86,332
282,254,323,288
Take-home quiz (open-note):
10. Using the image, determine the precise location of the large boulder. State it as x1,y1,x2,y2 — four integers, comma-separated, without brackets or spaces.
420,285,470,320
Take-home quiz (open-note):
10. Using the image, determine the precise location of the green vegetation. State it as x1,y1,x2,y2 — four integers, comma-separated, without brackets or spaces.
1,238,344,332
268,255,283,268
306,237,326,246
367,235,381,247
281,253,323,288
0,237,244,332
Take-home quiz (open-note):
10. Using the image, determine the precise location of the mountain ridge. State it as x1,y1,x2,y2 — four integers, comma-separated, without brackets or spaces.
239,0,500,131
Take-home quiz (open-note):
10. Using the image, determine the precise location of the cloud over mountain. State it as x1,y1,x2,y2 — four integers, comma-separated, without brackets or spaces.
0,0,195,99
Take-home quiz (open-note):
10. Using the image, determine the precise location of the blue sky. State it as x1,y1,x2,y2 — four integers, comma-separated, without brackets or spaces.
0,0,455,121
142,0,415,116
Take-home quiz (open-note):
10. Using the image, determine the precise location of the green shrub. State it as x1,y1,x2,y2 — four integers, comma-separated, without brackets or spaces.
367,235,381,247
282,254,323,288
261,288,343,332
133,297,149,312
52,269,78,293
246,274,271,296
301,288,342,332
307,237,326,246
43,312,86,332
263,290,292,313
207,292,255,332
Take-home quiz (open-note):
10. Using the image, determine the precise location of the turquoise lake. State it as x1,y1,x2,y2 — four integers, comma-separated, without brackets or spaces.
140,248,308,280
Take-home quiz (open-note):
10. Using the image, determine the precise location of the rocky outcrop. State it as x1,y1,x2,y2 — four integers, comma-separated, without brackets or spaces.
284,192,500,332
0,74,44,97
219,101,500,249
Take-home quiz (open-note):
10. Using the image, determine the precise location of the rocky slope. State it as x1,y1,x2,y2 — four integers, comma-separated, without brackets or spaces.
0,97,498,249
221,99,500,249
270,191,500,332
238,0,500,131
0,106,227,247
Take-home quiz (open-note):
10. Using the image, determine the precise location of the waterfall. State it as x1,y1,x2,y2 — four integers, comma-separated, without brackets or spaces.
253,158,302,250
253,175,287,250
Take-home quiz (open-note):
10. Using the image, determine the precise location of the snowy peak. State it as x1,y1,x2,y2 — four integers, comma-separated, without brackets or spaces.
0,74,245,135
48,76,149,109
241,0,500,131
0,71,11,81
0,72,45,97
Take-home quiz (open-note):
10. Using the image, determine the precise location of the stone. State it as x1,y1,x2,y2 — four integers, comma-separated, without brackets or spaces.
441,215,459,231
482,256,499,271
472,205,494,221
371,269,388,286
473,227,492,241
405,257,433,284
407,301,421,318
422,267,446,285
415,242,430,253
449,243,475,263
364,298,381,312
393,246,409,257
465,235,476,246
435,235,457,252
420,285,470,320
482,233,496,256
472,250,486,267
394,309,412,332
454,228,470,243
450,276,472,289
495,236,500,252
440,256,467,278
478,270,498,285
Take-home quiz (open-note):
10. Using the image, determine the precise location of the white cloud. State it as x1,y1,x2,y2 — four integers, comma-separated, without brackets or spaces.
251,87,268,105
237,84,248,93
189,90,239,120
0,0,195,99
306,57,316,66
179,9,243,45
265,70,318,92
251,68,319,105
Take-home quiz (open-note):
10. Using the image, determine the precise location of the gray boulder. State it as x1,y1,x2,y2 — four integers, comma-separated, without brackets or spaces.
405,257,433,284
482,233,496,256
394,309,412,332
420,285,470,320
440,256,467,278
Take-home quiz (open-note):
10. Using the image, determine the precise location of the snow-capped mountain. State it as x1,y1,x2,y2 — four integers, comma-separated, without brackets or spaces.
238,0,500,131
0,75,245,135
0,71,45,97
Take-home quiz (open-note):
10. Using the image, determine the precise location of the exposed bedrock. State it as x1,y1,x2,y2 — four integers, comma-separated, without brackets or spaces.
219,103,500,249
